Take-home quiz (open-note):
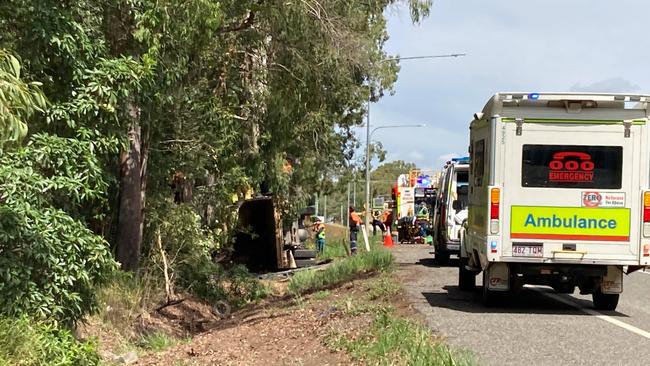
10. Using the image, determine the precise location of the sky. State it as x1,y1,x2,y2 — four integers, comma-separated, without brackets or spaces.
364,0,650,172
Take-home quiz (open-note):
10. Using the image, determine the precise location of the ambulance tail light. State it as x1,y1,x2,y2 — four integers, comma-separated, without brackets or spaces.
490,187,500,234
643,192,650,237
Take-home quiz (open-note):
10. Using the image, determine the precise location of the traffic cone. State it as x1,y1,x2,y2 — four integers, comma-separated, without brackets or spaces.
383,231,394,247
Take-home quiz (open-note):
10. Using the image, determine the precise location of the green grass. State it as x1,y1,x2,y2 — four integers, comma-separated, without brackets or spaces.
137,331,176,352
319,239,350,260
366,274,402,301
312,290,332,300
289,248,393,294
329,308,475,366
0,317,100,366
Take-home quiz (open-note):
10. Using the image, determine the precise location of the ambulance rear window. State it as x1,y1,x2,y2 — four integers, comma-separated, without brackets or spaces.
456,171,469,184
521,145,622,189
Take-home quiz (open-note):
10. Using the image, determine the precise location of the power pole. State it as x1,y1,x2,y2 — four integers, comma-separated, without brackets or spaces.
323,195,327,222
347,182,351,227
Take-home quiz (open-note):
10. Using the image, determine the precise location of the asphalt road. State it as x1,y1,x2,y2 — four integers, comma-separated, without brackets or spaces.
393,244,650,366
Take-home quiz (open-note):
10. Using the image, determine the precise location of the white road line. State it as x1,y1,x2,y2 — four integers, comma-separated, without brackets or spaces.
533,288,650,340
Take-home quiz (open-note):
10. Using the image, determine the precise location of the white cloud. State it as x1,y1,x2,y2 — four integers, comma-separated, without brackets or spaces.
570,78,640,93
409,150,425,160
437,153,461,163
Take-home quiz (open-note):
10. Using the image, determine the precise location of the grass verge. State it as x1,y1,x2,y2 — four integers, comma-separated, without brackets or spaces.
0,317,100,366
289,249,393,294
328,307,475,366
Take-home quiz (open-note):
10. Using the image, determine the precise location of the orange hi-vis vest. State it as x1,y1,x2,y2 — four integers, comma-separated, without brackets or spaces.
350,212,362,226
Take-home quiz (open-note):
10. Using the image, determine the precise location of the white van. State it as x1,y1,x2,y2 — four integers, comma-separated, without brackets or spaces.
460,92,650,310
432,157,469,263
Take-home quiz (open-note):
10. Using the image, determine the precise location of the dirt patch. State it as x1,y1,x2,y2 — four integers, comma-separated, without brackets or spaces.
132,273,413,366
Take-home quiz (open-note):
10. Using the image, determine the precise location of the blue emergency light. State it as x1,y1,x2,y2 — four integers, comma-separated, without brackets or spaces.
451,156,470,163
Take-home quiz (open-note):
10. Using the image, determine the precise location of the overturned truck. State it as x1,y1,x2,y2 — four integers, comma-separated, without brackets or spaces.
234,197,317,272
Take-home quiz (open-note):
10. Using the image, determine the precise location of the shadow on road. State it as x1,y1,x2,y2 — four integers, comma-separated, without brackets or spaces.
421,286,629,317
416,257,460,268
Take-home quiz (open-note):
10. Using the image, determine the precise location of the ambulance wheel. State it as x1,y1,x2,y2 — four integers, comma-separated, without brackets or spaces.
458,257,476,291
481,270,499,307
592,289,619,311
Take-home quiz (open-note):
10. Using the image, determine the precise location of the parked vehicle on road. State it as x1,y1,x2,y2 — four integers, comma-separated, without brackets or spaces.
432,157,469,263
460,92,650,310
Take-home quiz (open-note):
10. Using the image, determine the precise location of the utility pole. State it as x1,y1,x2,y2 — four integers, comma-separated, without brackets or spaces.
347,182,351,227
364,53,465,231
315,194,319,216
323,195,327,222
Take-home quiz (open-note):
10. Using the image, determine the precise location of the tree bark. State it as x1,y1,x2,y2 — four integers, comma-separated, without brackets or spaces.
116,107,144,271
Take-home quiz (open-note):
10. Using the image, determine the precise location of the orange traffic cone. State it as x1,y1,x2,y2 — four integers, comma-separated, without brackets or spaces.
383,231,394,247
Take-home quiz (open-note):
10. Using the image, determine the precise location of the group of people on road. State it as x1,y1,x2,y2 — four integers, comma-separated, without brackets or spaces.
311,205,395,256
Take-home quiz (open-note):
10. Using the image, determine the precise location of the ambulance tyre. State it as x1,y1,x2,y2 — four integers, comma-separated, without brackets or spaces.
592,289,619,311
458,257,476,291
481,270,500,307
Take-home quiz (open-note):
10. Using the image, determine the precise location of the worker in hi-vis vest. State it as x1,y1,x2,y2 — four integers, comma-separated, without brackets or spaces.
348,206,363,255
313,218,326,253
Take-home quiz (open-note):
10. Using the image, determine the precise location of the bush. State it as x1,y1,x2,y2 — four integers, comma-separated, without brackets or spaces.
179,256,268,308
289,249,394,294
144,198,268,309
0,134,118,325
0,317,100,366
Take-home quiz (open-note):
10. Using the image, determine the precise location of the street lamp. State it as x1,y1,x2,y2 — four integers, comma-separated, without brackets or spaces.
364,53,466,229
364,123,425,212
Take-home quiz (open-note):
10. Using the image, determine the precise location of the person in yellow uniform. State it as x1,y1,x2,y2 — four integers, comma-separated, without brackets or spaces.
313,218,326,253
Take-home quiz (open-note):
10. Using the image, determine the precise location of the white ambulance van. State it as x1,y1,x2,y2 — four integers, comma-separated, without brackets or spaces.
432,157,469,263
460,92,650,310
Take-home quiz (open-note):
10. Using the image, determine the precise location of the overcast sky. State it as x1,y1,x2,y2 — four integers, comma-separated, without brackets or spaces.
362,0,650,171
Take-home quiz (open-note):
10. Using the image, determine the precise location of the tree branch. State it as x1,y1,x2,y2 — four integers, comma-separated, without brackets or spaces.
217,11,256,34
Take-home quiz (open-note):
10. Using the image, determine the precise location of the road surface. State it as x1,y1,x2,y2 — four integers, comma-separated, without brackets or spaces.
393,244,650,366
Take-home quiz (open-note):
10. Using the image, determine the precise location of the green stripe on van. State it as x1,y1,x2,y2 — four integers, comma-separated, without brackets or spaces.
501,117,646,125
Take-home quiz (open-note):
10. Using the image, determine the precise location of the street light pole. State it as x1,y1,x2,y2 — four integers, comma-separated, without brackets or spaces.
363,53,465,231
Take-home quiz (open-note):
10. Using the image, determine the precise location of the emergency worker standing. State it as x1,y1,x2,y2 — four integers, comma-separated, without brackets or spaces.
313,218,326,253
348,206,362,255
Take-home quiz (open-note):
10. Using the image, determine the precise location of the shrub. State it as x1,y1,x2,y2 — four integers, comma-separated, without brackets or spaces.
144,198,268,309
178,256,268,308
0,317,100,366
0,134,118,325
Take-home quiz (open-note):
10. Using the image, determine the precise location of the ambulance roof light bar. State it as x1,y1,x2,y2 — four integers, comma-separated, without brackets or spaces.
497,92,650,105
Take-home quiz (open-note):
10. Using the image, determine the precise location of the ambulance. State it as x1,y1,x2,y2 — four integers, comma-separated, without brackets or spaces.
432,157,469,263
460,92,650,310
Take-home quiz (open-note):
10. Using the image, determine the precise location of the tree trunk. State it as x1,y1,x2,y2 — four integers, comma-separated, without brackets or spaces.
116,109,144,271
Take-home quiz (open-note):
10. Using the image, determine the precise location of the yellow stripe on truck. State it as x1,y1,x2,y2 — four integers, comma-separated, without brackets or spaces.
510,206,631,242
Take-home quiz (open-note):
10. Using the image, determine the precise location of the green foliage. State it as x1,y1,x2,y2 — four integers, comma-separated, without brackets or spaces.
289,249,394,294
0,134,117,325
330,308,475,366
0,49,46,147
179,258,269,309
0,317,100,366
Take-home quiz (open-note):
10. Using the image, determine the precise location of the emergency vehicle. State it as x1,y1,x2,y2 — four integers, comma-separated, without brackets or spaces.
432,157,469,263
460,92,650,310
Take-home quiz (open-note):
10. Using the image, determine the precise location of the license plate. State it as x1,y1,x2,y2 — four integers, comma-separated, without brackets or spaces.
512,244,543,257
